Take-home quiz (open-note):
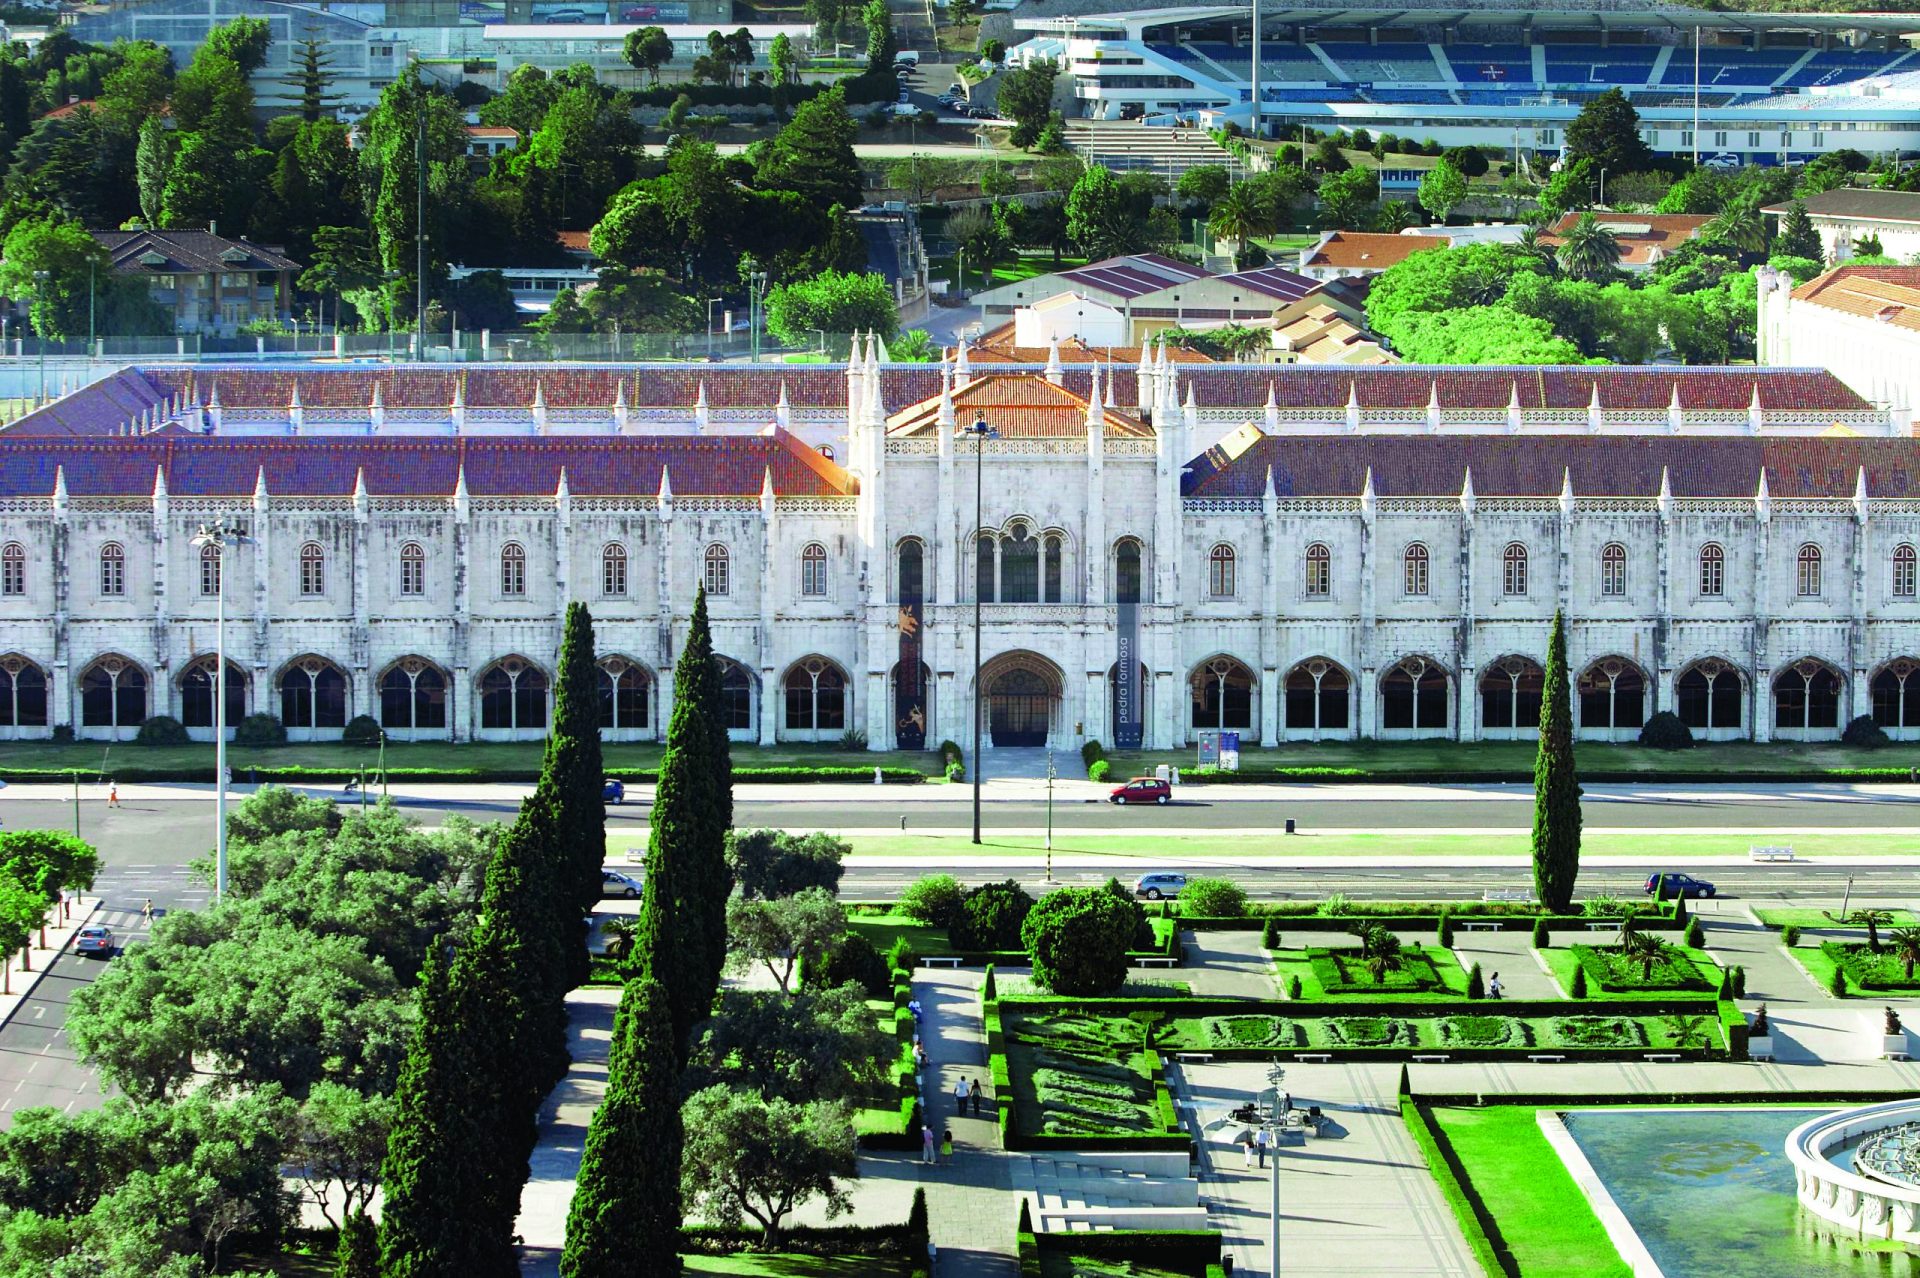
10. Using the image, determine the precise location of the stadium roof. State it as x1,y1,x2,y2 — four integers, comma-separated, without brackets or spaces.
1024,4,1920,34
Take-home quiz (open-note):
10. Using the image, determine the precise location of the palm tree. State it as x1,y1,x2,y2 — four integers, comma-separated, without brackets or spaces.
1208,183,1265,257
1511,225,1557,274
1620,929,1671,980
1363,928,1404,984
1704,199,1766,255
1889,927,1920,979
1661,1013,1710,1050
1826,908,1895,953
1554,212,1622,281
1373,200,1420,232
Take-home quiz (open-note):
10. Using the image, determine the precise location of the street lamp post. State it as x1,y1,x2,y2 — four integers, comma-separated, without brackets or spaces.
1044,748,1055,881
31,269,47,404
706,297,720,360
1264,1063,1286,1277
961,417,997,845
748,267,769,362
190,520,249,899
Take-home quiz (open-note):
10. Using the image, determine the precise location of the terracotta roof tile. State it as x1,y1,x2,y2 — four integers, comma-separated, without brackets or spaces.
885,372,1150,438
1542,214,1712,266
1790,264,1920,333
1303,232,1447,271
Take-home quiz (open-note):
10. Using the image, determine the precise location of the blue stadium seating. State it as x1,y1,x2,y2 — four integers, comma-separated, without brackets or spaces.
1317,41,1444,82
1658,47,1806,87
1445,45,1536,85
1778,49,1903,88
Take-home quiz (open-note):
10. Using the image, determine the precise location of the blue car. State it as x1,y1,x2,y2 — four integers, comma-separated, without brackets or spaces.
602,779,625,804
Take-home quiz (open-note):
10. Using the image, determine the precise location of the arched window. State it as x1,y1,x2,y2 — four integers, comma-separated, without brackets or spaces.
817,444,836,462
1502,543,1528,596
1895,545,1917,599
199,543,222,597
299,542,326,596
598,659,650,730
80,657,146,729
704,544,730,596
1796,544,1822,597
99,543,125,597
500,542,527,596
0,656,47,728
1699,543,1724,597
1404,543,1429,597
479,658,548,730
280,657,348,729
180,656,247,729
1600,542,1627,598
1381,657,1448,730
800,542,829,598
784,657,847,733
1479,658,1544,733
1190,657,1254,731
975,532,995,602
1043,534,1063,603
1678,660,1742,731
1304,543,1331,598
1872,660,1920,732
1284,660,1350,732
602,543,628,596
399,541,426,597
1001,524,1038,603
1774,659,1842,731
1208,544,1236,598
380,658,447,730
717,657,753,730
0,543,22,596
897,538,925,602
1577,658,1647,733
1115,538,1144,604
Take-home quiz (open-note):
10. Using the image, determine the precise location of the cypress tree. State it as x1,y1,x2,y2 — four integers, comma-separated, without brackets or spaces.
1776,200,1822,263
545,601,607,983
561,974,685,1278
334,1210,379,1278
1532,610,1583,913
645,585,735,1057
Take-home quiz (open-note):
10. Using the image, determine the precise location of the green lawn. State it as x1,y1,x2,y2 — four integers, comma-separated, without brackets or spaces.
1004,1011,1162,1137
1272,944,1470,1001
1428,1107,1629,1278
684,1256,913,1277
1539,944,1721,1001
1786,941,1920,997
1752,908,1920,929
830,830,1920,861
846,912,948,959
1102,738,1916,779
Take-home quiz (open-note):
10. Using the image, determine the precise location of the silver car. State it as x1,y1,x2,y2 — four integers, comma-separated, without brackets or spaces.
1133,872,1188,901
600,869,643,900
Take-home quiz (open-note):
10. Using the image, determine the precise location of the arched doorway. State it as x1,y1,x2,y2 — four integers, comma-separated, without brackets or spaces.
477,657,549,737
179,655,249,738
278,655,350,740
1676,658,1745,739
980,652,1062,748
0,655,48,739
1872,659,1920,739
80,655,147,740
1577,657,1648,740
380,657,449,739
715,656,758,741
1773,658,1844,739
782,656,849,742
1380,656,1450,738
598,657,654,739
1283,659,1351,740
1479,656,1544,740
1189,656,1256,740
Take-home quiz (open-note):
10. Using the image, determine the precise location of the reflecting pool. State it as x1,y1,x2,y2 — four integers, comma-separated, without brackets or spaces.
1562,1107,1920,1278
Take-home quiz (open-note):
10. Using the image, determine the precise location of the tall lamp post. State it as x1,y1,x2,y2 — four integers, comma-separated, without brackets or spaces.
31,269,48,404
190,520,249,899
747,265,769,362
1263,1063,1286,1277
960,416,997,845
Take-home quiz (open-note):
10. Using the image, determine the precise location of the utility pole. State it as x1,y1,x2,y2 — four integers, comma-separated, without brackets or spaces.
415,88,427,361
962,417,997,845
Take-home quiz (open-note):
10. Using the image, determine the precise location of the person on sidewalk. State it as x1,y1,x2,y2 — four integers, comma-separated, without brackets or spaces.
955,1078,971,1115
941,1127,954,1159
1243,1132,1255,1168
1489,972,1504,1000
921,1124,935,1165
969,1078,983,1117
1255,1127,1271,1169
106,780,119,809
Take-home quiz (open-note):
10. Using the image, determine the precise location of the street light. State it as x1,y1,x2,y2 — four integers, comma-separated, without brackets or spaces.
31,269,47,403
746,265,769,362
811,327,828,356
1044,748,1055,881
960,416,997,846
1261,1063,1286,1276
189,520,250,899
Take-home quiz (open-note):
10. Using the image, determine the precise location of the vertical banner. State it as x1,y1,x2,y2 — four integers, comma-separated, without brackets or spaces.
1115,602,1143,748
895,596,926,751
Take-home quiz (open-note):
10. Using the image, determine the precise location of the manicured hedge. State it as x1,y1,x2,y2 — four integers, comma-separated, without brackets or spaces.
1571,943,1714,993
1309,946,1445,994
1719,998,1749,1058
1820,940,1920,992
1400,1098,1514,1278
1194,910,1681,934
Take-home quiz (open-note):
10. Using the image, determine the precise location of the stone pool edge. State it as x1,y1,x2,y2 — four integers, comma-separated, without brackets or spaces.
1535,1109,1667,1278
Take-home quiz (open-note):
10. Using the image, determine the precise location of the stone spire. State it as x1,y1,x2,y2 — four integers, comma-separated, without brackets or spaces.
612,377,629,433
51,464,67,515
453,461,469,520
1657,465,1673,521
1044,336,1064,385
253,465,269,514
1754,468,1771,523
954,335,972,388
1558,467,1575,518
1668,379,1684,434
1748,380,1765,435
555,465,570,504
1264,381,1279,433
1507,379,1523,434
775,380,791,430
151,463,168,503
1458,466,1475,519
1426,378,1442,433
866,353,887,425
352,466,369,518
937,368,956,432
657,462,674,507
1360,466,1377,524
694,381,710,433
1344,379,1361,433
760,465,776,513
1086,362,1104,427
1183,379,1198,436
1854,465,1870,524
1587,379,1603,433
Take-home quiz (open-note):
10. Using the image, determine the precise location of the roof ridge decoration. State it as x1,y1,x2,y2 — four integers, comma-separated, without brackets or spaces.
152,462,167,502
52,464,66,511
1360,465,1377,524
1855,465,1870,524
1658,465,1673,520
1459,465,1475,519
254,465,269,511
1559,467,1575,518
657,461,673,505
1755,468,1771,523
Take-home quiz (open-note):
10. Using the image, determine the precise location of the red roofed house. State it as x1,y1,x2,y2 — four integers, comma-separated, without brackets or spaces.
1298,231,1450,281
1759,262,1920,418
1541,213,1712,273
92,228,299,336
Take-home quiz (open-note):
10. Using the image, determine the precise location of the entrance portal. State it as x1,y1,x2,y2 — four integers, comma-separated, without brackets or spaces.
989,669,1053,746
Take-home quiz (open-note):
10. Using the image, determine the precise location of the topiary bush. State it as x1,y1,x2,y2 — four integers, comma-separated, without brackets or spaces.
1262,917,1279,949
1287,974,1303,999
1830,964,1848,998
342,714,383,746
1021,886,1138,995
899,873,965,928
1080,740,1106,770
1532,918,1550,949
1685,918,1705,948
136,715,188,746
232,713,286,747
812,931,892,998
1088,759,1110,783
1784,925,1801,947
950,878,1035,951
1436,910,1454,948
1570,964,1588,998
1843,715,1891,749
1178,877,1249,918
1466,962,1485,999
1638,711,1694,751
1732,965,1746,998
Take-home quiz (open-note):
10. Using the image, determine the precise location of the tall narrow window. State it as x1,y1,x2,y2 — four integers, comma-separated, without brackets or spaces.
99,543,125,597
1797,544,1822,597
1404,543,1429,596
975,532,995,603
500,542,526,596
1600,542,1626,598
704,543,730,596
399,541,426,596
800,542,828,597
299,542,325,596
1895,544,1917,599
897,539,924,601
1,543,24,596
1502,543,1528,596
602,542,628,596
199,543,222,596
1699,543,1724,597
1043,534,1063,603
1208,544,1236,598
1304,542,1331,597
1001,524,1038,603
1115,539,1143,604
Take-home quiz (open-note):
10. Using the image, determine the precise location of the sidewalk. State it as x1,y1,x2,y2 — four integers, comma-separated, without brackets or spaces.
1184,930,1282,998
912,966,1019,1278
0,897,101,1030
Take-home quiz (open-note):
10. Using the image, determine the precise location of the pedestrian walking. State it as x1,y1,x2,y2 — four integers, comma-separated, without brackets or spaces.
106,779,119,808
1243,1132,1255,1167
1489,972,1504,1000
1281,1091,1292,1117
921,1124,935,1165
969,1077,983,1117
141,899,153,925
941,1127,954,1159
955,1077,970,1115
1255,1127,1271,1168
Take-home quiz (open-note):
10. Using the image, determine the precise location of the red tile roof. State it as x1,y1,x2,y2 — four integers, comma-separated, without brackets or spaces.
1542,214,1711,267
1302,232,1447,271
968,322,1213,366
886,373,1150,438
1791,264,1920,334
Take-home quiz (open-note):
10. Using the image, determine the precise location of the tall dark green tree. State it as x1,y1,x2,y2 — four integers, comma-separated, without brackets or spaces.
1776,199,1823,263
754,86,862,213
641,586,734,1059
1563,88,1653,179
547,602,607,982
1531,609,1582,911
560,975,685,1278
276,23,347,122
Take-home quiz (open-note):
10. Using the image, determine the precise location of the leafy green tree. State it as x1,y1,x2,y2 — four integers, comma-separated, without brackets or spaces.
1365,241,1522,345
1176,164,1231,207
1532,610,1582,912
203,15,272,75
725,888,846,991
897,873,964,927
769,32,798,87
0,214,164,339
862,0,895,69
1178,877,1248,917
1563,88,1652,178
997,59,1058,150
1021,887,1137,995
949,878,1034,951
1207,183,1264,254
1390,306,1583,364
299,225,382,330
623,26,674,85
691,984,890,1103
274,23,346,122
1537,157,1594,222
947,204,1009,287
561,975,684,1278
1418,158,1468,224
1775,200,1823,262
357,69,472,324
1554,212,1622,281
679,1087,856,1248
481,64,560,135
295,1083,394,1231
1703,199,1766,255
133,115,172,227
1315,166,1378,230
755,85,862,212
1312,135,1349,173
1066,163,1149,259
94,40,174,136
765,269,899,347
0,830,97,945
335,1211,379,1278
515,80,644,230
0,876,40,995
542,603,606,974
725,829,847,899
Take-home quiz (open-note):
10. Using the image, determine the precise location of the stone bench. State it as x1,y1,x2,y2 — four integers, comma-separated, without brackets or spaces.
1296,1053,1333,1063
1482,888,1533,903
1175,1052,1214,1063
1527,1054,1567,1063
1458,922,1500,932
920,956,963,968
1646,1053,1683,1062
1750,846,1796,863
1135,956,1179,968
1586,921,1621,931
1412,1054,1450,1063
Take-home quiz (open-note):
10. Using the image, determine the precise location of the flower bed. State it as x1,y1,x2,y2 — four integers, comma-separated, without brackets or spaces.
1307,947,1445,994
1818,941,1920,991
1437,1015,1526,1048
1570,943,1715,993
1547,1015,1648,1049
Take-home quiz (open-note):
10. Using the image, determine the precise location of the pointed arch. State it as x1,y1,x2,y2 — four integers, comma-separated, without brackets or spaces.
1676,657,1746,738
1871,658,1920,739
1379,655,1451,738
1773,657,1845,738
276,654,350,737
1283,657,1352,740
477,655,549,735
1577,656,1648,739
1478,655,1545,738
597,655,655,738
0,653,48,736
178,653,248,733
79,654,147,737
781,654,849,740
1188,654,1257,738
379,655,449,737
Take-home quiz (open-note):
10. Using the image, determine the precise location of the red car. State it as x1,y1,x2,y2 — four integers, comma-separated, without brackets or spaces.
1109,777,1171,805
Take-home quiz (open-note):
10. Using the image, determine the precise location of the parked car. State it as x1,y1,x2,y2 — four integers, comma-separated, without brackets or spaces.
1132,872,1188,900
75,924,115,957
1644,872,1717,899
1110,776,1172,806
601,869,643,899
603,778,626,804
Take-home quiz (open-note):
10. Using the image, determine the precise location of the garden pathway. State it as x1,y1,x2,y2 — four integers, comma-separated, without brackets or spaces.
912,965,1020,1278
1453,930,1559,1002
517,986,619,1277
1183,929,1282,998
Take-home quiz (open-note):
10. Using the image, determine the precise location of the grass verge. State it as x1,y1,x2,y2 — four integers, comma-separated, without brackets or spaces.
1753,908,1920,929
1401,1098,1507,1278
827,831,1920,861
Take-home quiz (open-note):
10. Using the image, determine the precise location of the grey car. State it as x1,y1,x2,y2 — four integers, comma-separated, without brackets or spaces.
601,869,643,899
1133,872,1188,901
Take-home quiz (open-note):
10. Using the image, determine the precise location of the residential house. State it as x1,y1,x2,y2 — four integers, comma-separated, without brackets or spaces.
92,228,300,336
1298,231,1449,281
1762,189,1920,265
1540,213,1712,273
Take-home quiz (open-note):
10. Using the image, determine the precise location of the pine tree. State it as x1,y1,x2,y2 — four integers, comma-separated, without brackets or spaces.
1532,610,1583,913
1777,200,1823,263
561,974,685,1278
545,601,606,983
643,585,734,1058
277,24,347,122
334,1210,379,1278
135,116,172,229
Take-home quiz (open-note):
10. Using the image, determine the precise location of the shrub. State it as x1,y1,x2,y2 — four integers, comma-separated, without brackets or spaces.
1732,965,1746,998
1202,1015,1298,1048
1532,918,1550,949
135,715,188,746
885,936,914,975
899,873,965,927
1088,759,1110,783
950,879,1035,951
945,759,965,782
1316,893,1353,917
1831,965,1848,997
1438,1015,1522,1047
1262,917,1279,948
1023,887,1140,995
1436,911,1454,948
1638,711,1694,751
1287,974,1303,999
1466,962,1485,999
1570,965,1588,998
1685,918,1705,948
1548,1016,1646,1048
1179,877,1248,918
1673,893,1688,923
812,931,892,998
1784,925,1801,946
983,963,997,1001
232,712,286,747
1843,715,1891,749
341,714,383,746
939,740,963,769
1326,1017,1412,1047
1080,740,1106,769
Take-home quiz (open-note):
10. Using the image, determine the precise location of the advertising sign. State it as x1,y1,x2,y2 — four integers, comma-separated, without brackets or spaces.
1114,602,1142,749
